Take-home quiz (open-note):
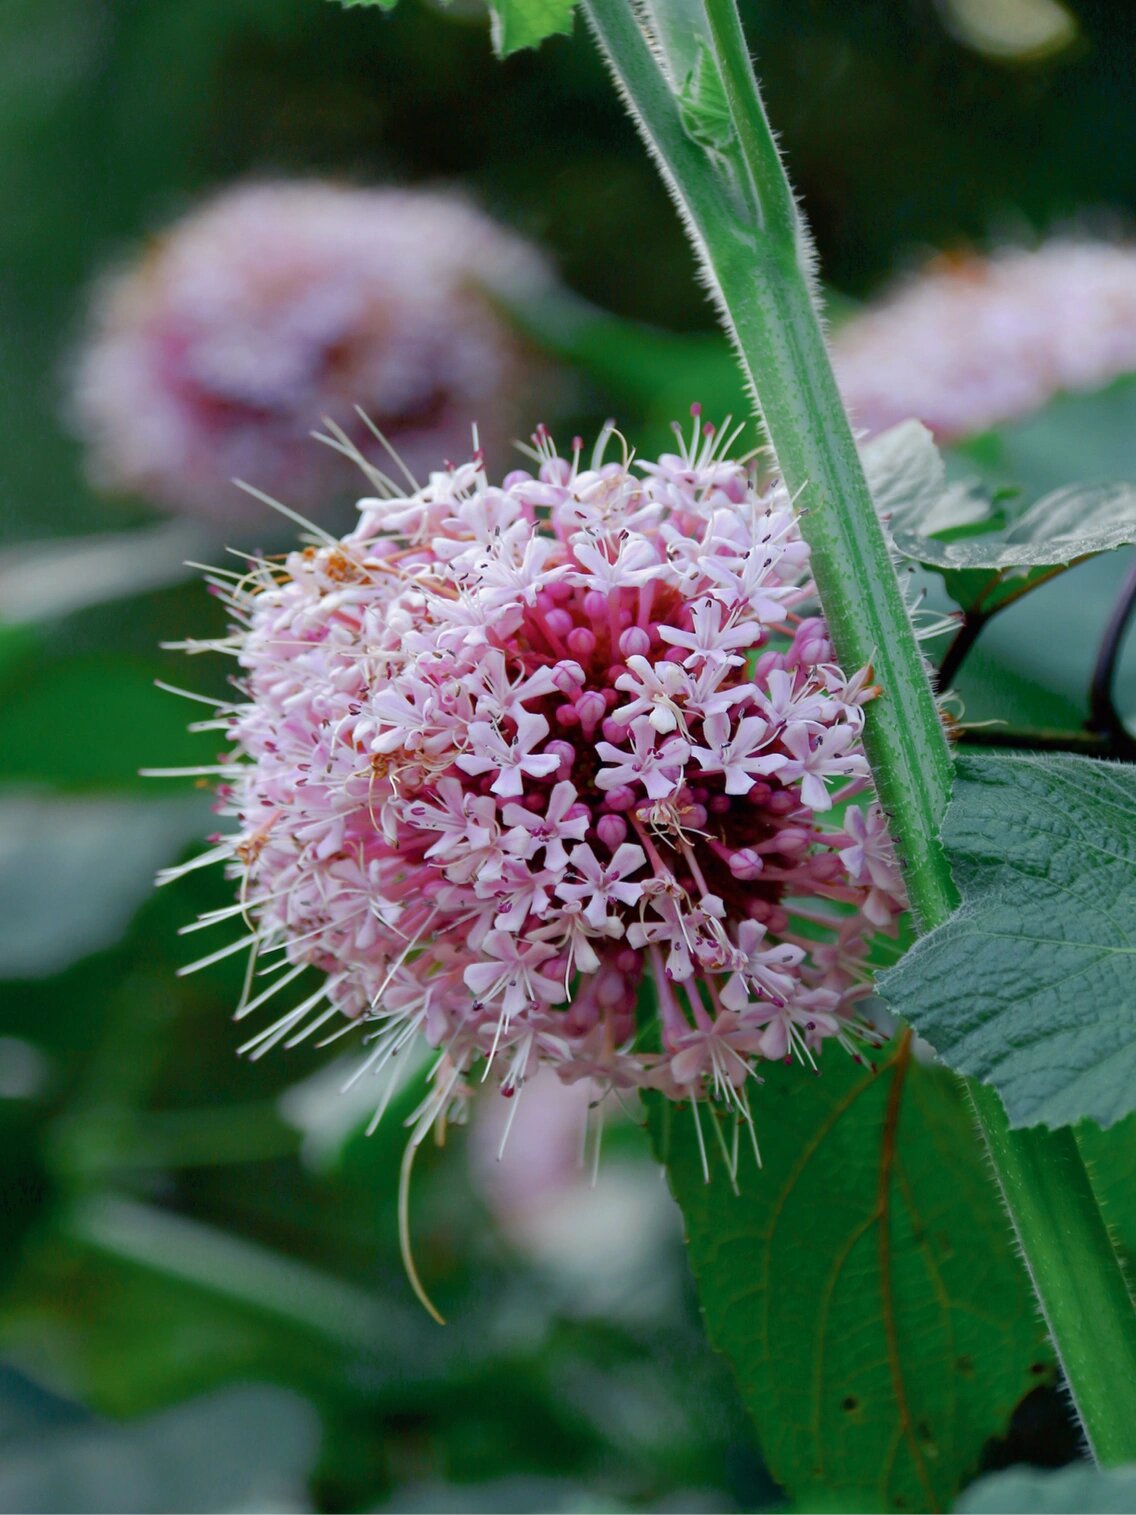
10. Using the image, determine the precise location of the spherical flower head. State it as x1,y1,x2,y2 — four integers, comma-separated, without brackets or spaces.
72,181,552,522
832,238,1136,443
190,415,906,1153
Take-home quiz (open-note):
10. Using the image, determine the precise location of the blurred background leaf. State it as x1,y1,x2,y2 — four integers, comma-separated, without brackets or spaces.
0,1379,321,1515
955,1460,1136,1513
0,794,211,978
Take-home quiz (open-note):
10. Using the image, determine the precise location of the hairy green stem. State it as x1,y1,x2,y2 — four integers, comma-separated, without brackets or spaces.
583,0,954,924
971,1084,1136,1465
583,0,1136,1462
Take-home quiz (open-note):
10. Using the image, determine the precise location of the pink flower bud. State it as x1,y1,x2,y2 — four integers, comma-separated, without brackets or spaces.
596,814,628,850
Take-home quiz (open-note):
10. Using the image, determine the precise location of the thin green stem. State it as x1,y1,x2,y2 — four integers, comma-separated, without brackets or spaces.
971,1084,1136,1466
939,563,1083,691
955,724,1136,758
583,0,954,927
700,0,797,247
937,608,989,692
583,0,1136,1464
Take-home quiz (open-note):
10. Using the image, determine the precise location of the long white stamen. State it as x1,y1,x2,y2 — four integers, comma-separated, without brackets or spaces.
177,933,258,977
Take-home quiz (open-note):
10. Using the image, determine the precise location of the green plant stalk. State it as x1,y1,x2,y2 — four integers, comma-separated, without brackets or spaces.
583,0,954,924
972,1083,1136,1466
582,0,1136,1462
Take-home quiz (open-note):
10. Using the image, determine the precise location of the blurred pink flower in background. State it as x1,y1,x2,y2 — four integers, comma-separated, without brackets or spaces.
470,1070,679,1307
72,181,552,522
833,238,1136,442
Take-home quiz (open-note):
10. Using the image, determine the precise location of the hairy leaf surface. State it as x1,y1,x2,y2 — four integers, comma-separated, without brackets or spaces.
651,1039,1049,1513
861,420,1136,615
862,421,989,538
879,755,1136,1129
892,481,1136,572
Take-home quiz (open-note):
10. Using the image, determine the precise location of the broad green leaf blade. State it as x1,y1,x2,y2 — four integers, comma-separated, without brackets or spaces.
651,1040,1049,1514
860,422,1136,614
879,755,1136,1129
956,1461,1136,1513
488,0,575,55
892,481,1136,571
959,374,1136,499
862,421,990,538
333,0,399,9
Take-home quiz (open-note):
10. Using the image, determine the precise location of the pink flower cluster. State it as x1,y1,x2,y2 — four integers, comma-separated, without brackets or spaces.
195,419,905,1141
73,181,550,522
833,238,1136,442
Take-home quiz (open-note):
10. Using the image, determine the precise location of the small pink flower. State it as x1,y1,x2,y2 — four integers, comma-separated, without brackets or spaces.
612,655,694,735
502,781,588,872
464,933,565,1021
595,717,691,802
777,724,870,811
721,919,806,1010
659,597,764,671
838,804,907,925
457,711,561,797
689,709,786,794
555,841,648,928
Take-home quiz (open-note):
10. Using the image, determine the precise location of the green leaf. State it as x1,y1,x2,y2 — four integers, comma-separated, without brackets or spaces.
892,481,1136,573
0,792,211,978
332,0,579,40
956,1461,1136,1513
861,421,1136,615
678,43,735,151
879,755,1136,1130
958,374,1136,500
0,1383,321,1513
862,421,990,539
488,0,575,55
651,1039,1050,1513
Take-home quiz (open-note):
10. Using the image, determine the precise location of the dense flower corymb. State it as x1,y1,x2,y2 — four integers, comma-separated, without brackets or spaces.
180,419,905,1150
73,181,550,521
833,238,1136,442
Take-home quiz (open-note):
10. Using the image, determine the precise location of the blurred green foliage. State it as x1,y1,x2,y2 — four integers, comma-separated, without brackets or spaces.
2,0,1135,1510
